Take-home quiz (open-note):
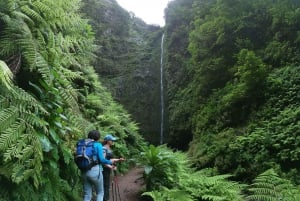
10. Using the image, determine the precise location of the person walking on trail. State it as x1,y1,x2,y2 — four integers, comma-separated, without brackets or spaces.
81,130,121,201
102,134,125,201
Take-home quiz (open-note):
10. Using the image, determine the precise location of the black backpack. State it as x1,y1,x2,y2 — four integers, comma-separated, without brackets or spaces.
74,139,99,171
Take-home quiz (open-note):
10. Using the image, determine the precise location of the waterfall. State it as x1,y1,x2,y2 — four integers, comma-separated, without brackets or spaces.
160,33,165,144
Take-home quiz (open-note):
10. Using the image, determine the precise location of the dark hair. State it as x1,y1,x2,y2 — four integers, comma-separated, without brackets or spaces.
87,130,100,141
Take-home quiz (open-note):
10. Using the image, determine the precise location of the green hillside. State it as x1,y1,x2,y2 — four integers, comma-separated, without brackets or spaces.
1,0,300,200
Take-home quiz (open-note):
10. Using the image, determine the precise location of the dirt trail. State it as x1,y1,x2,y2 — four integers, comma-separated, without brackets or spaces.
111,167,145,201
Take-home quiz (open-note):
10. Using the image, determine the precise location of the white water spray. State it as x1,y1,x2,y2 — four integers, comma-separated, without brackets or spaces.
160,33,165,144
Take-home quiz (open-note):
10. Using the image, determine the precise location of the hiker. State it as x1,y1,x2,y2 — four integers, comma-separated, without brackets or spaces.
102,134,125,201
81,130,121,201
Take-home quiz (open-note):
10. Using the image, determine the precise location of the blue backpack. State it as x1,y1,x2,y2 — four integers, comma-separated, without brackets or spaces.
74,139,99,171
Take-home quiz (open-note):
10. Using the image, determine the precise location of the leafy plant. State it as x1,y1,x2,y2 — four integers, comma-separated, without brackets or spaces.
139,145,185,190
247,169,300,201
140,145,244,201
0,0,145,200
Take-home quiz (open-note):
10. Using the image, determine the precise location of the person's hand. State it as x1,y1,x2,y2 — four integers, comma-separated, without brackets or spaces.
106,164,117,170
111,158,125,163
111,158,119,163
119,157,125,162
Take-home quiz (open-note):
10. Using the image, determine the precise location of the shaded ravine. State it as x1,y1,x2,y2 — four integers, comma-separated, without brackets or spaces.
110,167,145,201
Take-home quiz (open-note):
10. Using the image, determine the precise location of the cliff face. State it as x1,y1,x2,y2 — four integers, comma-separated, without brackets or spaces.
82,0,164,144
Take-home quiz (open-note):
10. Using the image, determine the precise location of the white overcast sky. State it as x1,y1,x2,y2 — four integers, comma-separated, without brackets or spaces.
115,0,172,26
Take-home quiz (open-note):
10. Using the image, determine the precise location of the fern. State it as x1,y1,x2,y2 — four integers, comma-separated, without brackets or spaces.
0,60,13,89
184,170,244,201
0,106,19,132
0,121,26,154
0,0,144,200
35,53,52,84
141,147,245,201
65,109,93,135
247,169,300,201
143,189,194,201
20,5,45,26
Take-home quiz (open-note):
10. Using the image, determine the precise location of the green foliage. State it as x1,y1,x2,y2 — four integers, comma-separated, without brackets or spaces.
140,145,244,201
139,145,186,190
234,49,267,92
0,60,13,89
187,66,300,183
0,0,145,200
0,0,92,199
143,189,194,201
140,148,300,201
247,169,300,201
165,0,300,184
183,170,245,201
164,0,195,149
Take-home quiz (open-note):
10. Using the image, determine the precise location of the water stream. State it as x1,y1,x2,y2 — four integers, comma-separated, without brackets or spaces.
160,33,165,144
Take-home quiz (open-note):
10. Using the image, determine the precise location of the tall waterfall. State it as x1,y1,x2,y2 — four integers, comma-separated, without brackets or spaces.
160,33,165,144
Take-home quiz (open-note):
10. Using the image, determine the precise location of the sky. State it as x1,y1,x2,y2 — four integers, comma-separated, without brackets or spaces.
115,0,172,26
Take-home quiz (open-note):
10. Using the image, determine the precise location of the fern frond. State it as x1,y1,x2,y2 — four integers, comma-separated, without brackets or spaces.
35,30,47,52
31,1,53,18
59,143,73,164
0,29,17,56
20,5,46,25
0,95,8,108
204,174,233,186
0,0,13,13
10,87,48,115
0,106,19,132
201,195,224,201
182,169,244,201
66,109,93,135
22,111,49,129
11,165,34,184
18,36,37,70
16,132,43,187
60,68,83,80
247,169,297,201
13,10,35,27
0,60,13,89
0,121,26,154
20,145,35,160
36,53,52,84
58,85,79,110
143,189,194,201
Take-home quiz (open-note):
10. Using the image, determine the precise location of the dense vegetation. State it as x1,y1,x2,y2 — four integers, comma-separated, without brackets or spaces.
0,0,144,200
140,145,300,201
164,0,300,183
1,0,300,200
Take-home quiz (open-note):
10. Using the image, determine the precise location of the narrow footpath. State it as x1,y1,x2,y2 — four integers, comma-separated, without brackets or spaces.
111,167,144,201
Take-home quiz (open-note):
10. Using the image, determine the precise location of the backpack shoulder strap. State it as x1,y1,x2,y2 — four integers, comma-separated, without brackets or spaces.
102,145,108,152
90,141,100,162
85,139,94,145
